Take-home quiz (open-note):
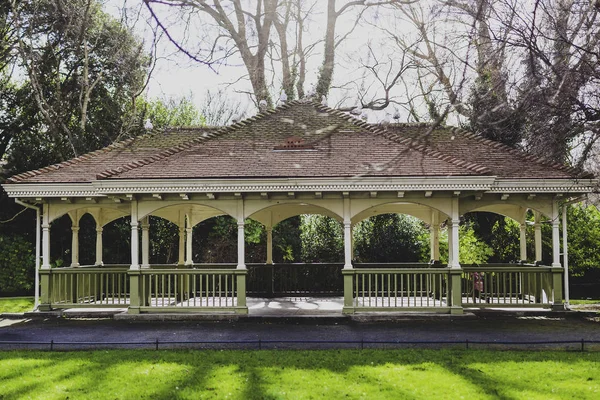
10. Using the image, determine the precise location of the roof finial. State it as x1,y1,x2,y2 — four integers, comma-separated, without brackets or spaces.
279,92,288,105
258,99,268,112
144,118,153,131
350,105,362,116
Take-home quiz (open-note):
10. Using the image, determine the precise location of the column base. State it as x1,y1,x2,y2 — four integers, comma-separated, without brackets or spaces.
450,306,464,315
342,306,356,314
127,306,141,314
37,304,52,312
552,303,565,311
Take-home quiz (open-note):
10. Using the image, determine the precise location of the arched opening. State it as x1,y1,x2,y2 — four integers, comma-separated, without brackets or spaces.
101,216,132,265
78,213,97,266
246,213,345,299
353,213,430,263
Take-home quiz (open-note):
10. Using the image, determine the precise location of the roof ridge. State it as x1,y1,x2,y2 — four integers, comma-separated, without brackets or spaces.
95,100,305,180
5,134,155,183
309,102,491,175
449,127,593,179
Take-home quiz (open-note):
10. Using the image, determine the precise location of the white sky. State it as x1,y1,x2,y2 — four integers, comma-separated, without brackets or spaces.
104,1,447,123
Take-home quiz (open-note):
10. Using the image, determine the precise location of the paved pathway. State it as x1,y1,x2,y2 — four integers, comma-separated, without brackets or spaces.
1,311,599,351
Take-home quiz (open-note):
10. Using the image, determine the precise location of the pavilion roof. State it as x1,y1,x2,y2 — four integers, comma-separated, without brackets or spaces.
5,100,590,184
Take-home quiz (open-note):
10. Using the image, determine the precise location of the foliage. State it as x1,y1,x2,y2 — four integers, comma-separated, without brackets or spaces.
354,214,427,263
300,215,343,263
0,234,34,295
487,217,520,262
458,223,494,265
149,216,179,264
565,205,600,276
273,217,301,263
4,0,149,176
1,349,600,399
0,296,34,312
141,95,205,130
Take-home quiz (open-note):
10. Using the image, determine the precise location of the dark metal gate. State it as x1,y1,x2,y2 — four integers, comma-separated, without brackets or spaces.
246,263,344,297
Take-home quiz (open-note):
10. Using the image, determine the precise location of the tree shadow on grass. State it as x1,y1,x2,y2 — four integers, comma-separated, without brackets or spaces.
0,349,599,399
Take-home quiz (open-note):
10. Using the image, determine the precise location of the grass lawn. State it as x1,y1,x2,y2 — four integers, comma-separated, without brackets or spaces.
0,297,34,313
570,299,600,305
0,349,599,399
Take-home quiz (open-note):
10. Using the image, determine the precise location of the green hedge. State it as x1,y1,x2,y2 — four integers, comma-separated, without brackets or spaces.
0,234,35,295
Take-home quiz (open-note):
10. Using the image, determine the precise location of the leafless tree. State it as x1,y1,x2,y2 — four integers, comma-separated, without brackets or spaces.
143,0,416,108
386,0,600,165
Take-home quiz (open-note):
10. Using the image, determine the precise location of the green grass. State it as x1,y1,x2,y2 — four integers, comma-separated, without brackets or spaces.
0,297,34,313
570,299,600,305
0,349,599,399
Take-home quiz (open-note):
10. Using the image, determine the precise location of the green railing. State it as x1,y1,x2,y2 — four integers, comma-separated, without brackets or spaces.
132,268,247,314
45,265,130,308
461,264,562,308
342,267,456,313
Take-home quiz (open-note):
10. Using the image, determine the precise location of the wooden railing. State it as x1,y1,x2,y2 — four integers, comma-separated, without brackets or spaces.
461,264,562,308
343,267,453,312
39,263,563,315
133,268,247,313
45,265,130,308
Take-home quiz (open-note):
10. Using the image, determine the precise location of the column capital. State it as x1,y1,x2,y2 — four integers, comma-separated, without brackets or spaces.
71,226,80,232
237,221,245,228
96,227,104,233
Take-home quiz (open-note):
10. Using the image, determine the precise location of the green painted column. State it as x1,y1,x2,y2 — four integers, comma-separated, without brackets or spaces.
38,269,51,311
551,267,564,311
236,271,248,314
449,269,463,314
128,270,142,314
342,269,355,314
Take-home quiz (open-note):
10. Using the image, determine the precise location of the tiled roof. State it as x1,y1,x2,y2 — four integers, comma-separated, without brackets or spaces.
6,127,220,183
5,100,590,184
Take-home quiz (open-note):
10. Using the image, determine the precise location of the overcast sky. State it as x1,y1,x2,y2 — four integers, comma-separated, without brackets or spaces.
105,1,433,123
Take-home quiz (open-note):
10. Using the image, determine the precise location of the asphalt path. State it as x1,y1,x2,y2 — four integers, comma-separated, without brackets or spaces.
1,314,599,351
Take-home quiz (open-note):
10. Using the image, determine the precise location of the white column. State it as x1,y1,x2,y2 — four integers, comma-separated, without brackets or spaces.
95,226,103,266
237,200,246,269
141,216,150,268
343,197,352,269
185,213,193,266
350,223,355,259
130,200,140,270
42,203,51,270
447,218,453,265
450,197,460,268
562,205,570,305
70,223,80,267
551,201,561,267
534,211,542,262
519,222,527,262
266,227,273,264
430,210,440,261
178,211,185,265
237,220,246,269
